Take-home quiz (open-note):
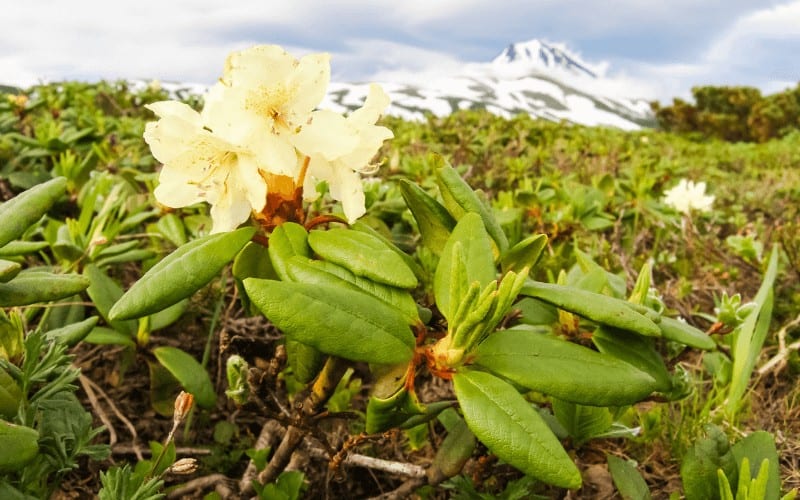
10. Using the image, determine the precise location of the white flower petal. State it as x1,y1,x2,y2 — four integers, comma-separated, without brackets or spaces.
292,110,359,160
333,167,366,223
251,134,300,177
348,84,390,126
289,53,331,117
223,45,297,89
232,154,268,213
146,101,202,125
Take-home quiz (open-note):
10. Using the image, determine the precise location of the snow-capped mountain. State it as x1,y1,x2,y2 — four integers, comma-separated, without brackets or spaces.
491,39,600,80
149,39,655,130
321,39,655,130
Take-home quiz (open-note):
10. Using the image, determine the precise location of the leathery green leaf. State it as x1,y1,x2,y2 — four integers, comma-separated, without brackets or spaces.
520,280,661,336
0,176,66,248
500,234,547,275
0,260,21,283
658,316,716,350
434,157,509,253
109,226,255,320
0,272,89,307
592,326,673,393
44,316,99,347
85,264,136,337
267,222,310,281
308,228,417,289
434,213,496,322
0,420,39,472
243,279,415,365
398,178,455,253
472,328,658,406
287,257,419,324
453,370,581,489
285,339,325,384
152,346,216,409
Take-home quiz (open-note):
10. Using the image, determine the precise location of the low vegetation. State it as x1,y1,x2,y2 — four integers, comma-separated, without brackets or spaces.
1,77,799,499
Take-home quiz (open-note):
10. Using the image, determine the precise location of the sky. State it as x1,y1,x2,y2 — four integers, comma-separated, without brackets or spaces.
2,0,799,103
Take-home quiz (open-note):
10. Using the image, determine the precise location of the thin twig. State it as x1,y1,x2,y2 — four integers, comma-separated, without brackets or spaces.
112,444,211,456
240,357,348,495
238,419,286,493
166,473,233,499
81,374,143,460
78,375,117,446
757,313,800,376
305,446,426,478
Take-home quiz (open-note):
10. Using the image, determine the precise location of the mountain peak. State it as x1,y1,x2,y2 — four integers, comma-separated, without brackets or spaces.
491,39,598,79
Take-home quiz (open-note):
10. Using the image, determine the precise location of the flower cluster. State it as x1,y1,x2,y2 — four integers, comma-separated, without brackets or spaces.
144,45,393,233
662,178,715,215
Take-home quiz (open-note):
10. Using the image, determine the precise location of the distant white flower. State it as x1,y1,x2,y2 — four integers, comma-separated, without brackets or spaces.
663,179,714,215
143,101,268,234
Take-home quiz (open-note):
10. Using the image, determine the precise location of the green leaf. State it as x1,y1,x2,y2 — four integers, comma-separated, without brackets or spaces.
152,346,216,409
731,431,781,500
0,272,89,307
607,455,652,500
435,157,508,253
94,249,157,268
286,257,419,324
109,226,255,320
681,424,738,500
83,327,136,347
592,327,673,393
0,260,21,283
85,264,137,337
366,383,425,434
453,370,581,489
0,367,22,419
307,227,418,289
285,339,325,384
0,420,39,472
431,410,476,480
44,316,99,347
727,245,779,415
0,241,49,258
658,316,716,350
500,234,547,275
0,176,66,248
520,281,661,336
267,222,310,282
244,279,415,365
551,398,613,445
398,178,455,252
434,212,496,323
233,241,276,281
472,328,658,406
147,299,189,332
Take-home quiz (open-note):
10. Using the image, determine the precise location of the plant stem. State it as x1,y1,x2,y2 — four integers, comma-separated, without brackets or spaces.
246,356,349,491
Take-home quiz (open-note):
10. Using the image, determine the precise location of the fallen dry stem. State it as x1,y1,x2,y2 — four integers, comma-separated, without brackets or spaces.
757,313,800,376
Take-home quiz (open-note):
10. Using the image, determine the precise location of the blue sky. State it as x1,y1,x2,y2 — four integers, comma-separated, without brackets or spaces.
2,0,798,101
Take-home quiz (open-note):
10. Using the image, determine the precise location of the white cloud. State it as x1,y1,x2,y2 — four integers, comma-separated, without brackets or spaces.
705,0,800,63
0,0,796,103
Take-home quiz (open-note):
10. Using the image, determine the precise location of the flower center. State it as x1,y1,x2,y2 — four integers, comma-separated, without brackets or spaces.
247,84,293,133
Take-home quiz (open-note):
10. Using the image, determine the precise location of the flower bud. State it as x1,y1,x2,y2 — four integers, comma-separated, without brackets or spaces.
173,391,194,424
167,458,198,475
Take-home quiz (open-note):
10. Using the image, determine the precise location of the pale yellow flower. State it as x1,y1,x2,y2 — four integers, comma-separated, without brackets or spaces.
144,101,268,233
202,45,333,177
143,45,393,231
663,179,715,215
299,84,394,222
